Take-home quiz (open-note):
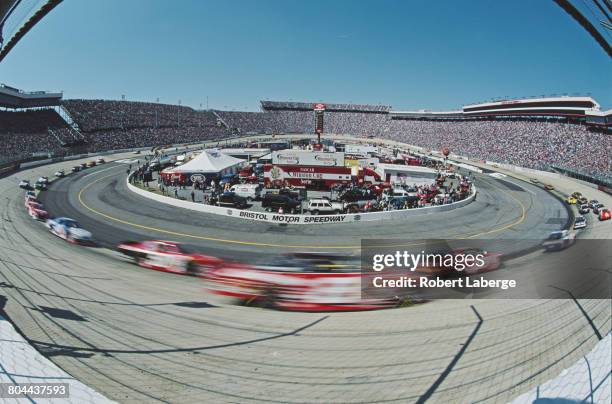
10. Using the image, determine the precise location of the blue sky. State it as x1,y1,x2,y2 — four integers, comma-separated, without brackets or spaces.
0,0,610,111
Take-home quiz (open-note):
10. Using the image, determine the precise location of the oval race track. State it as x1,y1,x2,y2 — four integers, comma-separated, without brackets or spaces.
1,152,610,403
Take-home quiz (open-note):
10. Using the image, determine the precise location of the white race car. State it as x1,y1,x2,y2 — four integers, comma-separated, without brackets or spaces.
46,217,93,244
19,180,30,189
542,230,576,251
573,216,587,230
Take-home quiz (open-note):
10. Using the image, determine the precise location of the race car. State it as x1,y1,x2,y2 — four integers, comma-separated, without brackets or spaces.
18,179,31,189
46,217,93,244
529,178,539,184
599,208,611,221
37,176,49,184
27,201,48,220
541,230,576,251
588,200,599,208
117,240,223,275
571,192,582,199
87,161,97,167
205,253,393,312
578,204,590,214
34,181,47,191
24,191,37,205
573,216,587,230
544,184,555,191
592,203,605,214
55,170,66,178
96,158,106,164
565,196,577,205
71,166,81,173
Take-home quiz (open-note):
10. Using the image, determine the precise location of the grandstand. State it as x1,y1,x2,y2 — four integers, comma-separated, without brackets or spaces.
1,96,610,184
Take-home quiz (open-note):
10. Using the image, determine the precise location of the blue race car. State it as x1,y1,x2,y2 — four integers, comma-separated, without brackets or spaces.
46,217,93,244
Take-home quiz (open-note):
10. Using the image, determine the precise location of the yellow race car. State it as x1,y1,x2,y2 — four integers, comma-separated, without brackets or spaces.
565,196,577,204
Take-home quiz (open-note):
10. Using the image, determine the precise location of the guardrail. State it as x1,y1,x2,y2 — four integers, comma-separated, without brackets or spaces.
126,174,477,225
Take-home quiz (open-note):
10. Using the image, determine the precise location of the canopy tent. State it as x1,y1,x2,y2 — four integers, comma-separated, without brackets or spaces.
161,149,245,184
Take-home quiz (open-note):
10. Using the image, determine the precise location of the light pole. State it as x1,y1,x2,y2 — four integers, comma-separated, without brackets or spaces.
178,99,181,127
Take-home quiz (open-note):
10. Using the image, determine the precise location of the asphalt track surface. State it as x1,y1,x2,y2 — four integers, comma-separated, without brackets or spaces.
0,151,610,403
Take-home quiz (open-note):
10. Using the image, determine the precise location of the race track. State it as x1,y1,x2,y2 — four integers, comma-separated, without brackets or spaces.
0,152,610,403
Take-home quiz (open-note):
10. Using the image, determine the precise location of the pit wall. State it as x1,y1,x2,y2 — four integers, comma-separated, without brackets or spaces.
126,174,477,225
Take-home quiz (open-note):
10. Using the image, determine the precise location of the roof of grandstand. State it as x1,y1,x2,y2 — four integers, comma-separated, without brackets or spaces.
0,83,63,108
260,100,392,113
388,96,606,121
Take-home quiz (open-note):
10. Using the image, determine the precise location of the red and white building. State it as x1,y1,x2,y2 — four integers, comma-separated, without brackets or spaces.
264,150,381,189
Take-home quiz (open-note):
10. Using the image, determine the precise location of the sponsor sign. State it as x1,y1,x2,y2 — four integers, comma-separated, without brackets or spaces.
238,210,349,224
272,151,344,167
190,173,205,182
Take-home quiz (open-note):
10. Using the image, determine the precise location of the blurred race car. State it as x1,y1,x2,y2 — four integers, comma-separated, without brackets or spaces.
34,181,47,191
573,216,587,230
544,184,555,191
542,230,576,251
26,201,48,220
19,180,31,189
46,217,93,244
565,196,577,205
571,191,582,198
599,208,611,221
205,253,392,311
24,191,37,205
117,240,223,275
592,203,605,214
55,170,66,177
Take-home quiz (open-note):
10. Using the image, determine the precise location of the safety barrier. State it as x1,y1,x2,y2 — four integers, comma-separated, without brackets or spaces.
127,174,476,225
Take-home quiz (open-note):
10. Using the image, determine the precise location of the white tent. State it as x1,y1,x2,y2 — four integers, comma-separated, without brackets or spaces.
164,149,245,176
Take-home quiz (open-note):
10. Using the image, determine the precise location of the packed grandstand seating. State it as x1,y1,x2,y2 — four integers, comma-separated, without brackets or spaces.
0,109,66,133
1,99,610,181
0,109,70,161
62,99,222,131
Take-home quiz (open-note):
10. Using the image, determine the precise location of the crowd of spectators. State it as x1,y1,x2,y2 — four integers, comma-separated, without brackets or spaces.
219,107,611,181
0,109,69,162
62,99,222,132
85,126,228,151
1,99,610,182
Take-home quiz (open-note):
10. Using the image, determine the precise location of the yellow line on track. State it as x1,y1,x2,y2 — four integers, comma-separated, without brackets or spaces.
77,171,528,249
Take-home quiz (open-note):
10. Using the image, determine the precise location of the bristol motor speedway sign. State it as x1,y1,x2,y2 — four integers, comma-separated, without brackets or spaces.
238,210,353,224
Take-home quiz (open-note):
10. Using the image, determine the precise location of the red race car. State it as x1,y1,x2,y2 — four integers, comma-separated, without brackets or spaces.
26,201,48,220
117,240,224,276
599,208,611,221
205,252,393,312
